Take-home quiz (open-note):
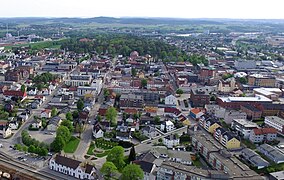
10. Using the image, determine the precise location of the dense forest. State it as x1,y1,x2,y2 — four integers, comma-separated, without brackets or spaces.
60,34,208,65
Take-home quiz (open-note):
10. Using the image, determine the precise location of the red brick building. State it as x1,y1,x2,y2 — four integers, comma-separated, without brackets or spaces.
240,104,262,120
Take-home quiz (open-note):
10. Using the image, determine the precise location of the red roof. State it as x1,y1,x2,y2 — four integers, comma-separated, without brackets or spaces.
3,90,27,97
69,87,77,91
124,108,138,114
190,108,201,115
164,107,181,116
98,108,107,116
253,128,277,135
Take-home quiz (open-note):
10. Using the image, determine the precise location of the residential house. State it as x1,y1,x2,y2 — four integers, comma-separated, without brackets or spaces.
220,130,241,149
19,112,29,121
258,144,284,164
3,90,27,100
164,107,182,119
265,116,284,134
204,104,226,118
133,160,156,180
27,87,37,95
231,119,258,139
249,128,277,143
164,95,177,106
0,121,12,139
199,118,221,134
8,120,19,130
49,154,97,179
47,116,62,131
116,125,131,141
241,148,269,169
93,123,104,139
189,108,204,119
240,104,262,120
31,119,42,129
163,134,180,148
41,109,52,119
141,126,157,138
160,120,175,132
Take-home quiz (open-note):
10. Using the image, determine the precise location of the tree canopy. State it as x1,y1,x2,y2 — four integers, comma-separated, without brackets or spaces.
121,164,144,180
105,107,118,126
101,162,118,180
106,146,125,170
77,99,84,111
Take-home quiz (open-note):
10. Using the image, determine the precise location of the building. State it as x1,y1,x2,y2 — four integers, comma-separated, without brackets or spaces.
120,94,144,110
269,170,284,180
190,87,211,107
189,108,204,119
253,88,283,101
265,116,284,134
241,148,269,169
160,120,175,132
41,109,52,119
92,123,104,139
3,90,27,100
217,78,236,93
65,74,92,86
49,154,97,179
249,128,277,143
213,127,241,149
217,95,272,109
164,95,177,106
47,116,62,131
240,105,262,120
191,133,261,179
199,118,221,134
231,119,258,139
234,60,256,70
205,104,226,118
133,160,156,180
0,121,12,139
258,144,284,164
163,134,180,148
157,161,229,180
141,126,157,138
248,74,276,87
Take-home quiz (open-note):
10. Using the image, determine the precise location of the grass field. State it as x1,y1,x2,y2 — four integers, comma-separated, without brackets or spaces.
63,136,80,153
87,142,95,155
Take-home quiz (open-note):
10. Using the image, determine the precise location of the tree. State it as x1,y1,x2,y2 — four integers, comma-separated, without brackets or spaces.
75,123,84,137
72,110,79,119
61,120,74,132
141,79,147,89
28,145,36,153
128,146,136,162
154,116,160,125
239,77,248,84
36,83,44,91
56,125,71,143
42,118,47,128
22,146,28,152
101,162,118,180
51,107,58,117
121,164,144,180
106,146,125,170
105,107,118,126
97,115,102,122
77,99,84,111
131,68,137,77
104,89,110,100
176,89,184,95
21,85,26,93
51,136,66,152
66,112,73,121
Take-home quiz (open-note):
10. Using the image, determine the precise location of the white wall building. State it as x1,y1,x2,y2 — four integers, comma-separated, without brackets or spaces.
165,95,177,106
231,119,258,139
265,116,284,134
163,134,180,148
49,154,96,180
161,120,175,132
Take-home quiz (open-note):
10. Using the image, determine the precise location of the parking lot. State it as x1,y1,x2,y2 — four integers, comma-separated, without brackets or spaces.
5,147,50,168
28,130,56,144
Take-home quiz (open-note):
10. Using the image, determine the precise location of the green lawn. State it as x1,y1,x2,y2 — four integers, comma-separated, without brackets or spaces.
192,159,203,168
87,142,95,155
242,139,256,149
95,150,110,158
63,136,80,153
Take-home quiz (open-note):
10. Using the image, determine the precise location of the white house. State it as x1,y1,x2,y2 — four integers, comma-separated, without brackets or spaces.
31,119,42,129
19,112,29,121
8,121,19,130
40,88,51,96
27,88,37,95
161,120,175,132
49,154,97,180
0,122,12,139
165,95,177,106
41,109,52,119
163,134,180,148
92,124,104,139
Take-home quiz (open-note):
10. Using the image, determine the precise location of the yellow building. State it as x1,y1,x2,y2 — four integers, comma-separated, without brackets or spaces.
205,121,221,134
225,138,241,149
182,119,191,126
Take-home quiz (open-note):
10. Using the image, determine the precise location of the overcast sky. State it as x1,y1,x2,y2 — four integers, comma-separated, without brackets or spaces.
1,0,284,19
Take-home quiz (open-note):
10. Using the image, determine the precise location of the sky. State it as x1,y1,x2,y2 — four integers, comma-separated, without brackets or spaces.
1,0,284,19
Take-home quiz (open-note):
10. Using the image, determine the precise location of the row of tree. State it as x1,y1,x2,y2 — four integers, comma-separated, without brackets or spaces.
21,130,49,156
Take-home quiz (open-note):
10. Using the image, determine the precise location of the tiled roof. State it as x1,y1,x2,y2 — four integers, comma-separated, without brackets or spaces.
253,128,277,135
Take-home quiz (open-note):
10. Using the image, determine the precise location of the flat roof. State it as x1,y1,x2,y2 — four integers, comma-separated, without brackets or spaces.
219,95,272,102
265,116,284,126
270,170,284,179
233,119,258,128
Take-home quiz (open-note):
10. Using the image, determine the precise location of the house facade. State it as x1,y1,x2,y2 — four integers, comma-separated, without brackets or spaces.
249,128,277,143
165,95,177,106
